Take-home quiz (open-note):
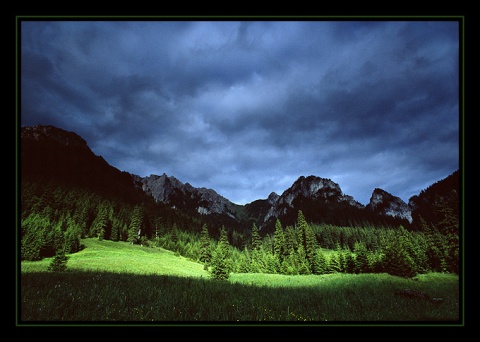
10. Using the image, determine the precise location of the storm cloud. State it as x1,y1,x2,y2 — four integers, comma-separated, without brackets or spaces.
20,19,460,205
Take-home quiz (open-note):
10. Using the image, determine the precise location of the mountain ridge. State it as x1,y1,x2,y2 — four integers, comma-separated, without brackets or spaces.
20,124,459,232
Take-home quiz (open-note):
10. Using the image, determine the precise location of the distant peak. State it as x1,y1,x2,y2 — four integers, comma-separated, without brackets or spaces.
372,188,390,196
267,192,279,204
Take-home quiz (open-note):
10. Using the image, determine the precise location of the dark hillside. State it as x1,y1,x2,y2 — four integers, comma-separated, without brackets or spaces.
20,125,146,203
409,170,460,232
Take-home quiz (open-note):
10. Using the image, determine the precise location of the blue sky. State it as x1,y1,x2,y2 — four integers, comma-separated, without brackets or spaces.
20,19,460,205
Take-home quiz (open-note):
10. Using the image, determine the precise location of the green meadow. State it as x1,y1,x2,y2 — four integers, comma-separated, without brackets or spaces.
19,238,461,325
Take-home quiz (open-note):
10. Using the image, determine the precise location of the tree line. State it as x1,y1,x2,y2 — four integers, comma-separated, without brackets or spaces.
20,179,459,279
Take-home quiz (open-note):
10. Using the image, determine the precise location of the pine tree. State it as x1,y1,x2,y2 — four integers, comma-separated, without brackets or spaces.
354,241,370,273
250,247,264,273
47,248,69,272
296,244,311,275
328,251,341,273
199,223,212,270
297,210,317,273
264,251,281,274
382,230,417,278
250,222,262,250
423,220,447,272
273,219,287,262
21,213,50,261
335,243,346,273
128,205,144,244
313,249,328,275
110,218,120,242
210,226,230,280
51,220,65,253
296,210,308,248
435,198,459,274
284,225,298,255
90,207,108,240
64,217,81,254
171,223,179,244
345,251,356,273
280,253,299,275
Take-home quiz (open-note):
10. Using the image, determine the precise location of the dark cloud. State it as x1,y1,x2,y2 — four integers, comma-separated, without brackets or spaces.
20,19,460,205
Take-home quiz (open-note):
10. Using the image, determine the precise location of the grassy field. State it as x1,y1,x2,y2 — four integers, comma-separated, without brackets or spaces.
19,238,462,325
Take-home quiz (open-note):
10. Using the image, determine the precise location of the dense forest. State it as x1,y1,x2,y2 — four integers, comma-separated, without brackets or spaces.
20,175,459,280
19,125,460,281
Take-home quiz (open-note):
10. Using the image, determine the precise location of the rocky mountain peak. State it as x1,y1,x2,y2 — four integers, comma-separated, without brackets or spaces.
367,188,412,223
135,173,237,218
290,175,341,198
21,124,457,233
370,188,394,205
267,192,279,204
262,175,364,224
283,175,342,205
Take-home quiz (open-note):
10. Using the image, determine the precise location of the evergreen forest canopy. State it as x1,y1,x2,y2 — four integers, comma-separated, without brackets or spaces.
19,125,461,280
20,172,460,280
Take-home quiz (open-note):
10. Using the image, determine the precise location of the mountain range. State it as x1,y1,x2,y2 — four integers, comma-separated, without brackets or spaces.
20,124,460,233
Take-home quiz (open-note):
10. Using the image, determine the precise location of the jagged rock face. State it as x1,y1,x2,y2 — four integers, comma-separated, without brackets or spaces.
267,192,279,205
264,175,364,223
134,174,187,203
367,188,412,223
134,174,237,218
21,124,458,233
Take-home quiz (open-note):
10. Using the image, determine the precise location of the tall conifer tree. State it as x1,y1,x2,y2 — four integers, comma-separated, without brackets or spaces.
128,205,144,244
199,223,212,270
210,226,230,280
297,210,317,273
251,222,262,250
273,219,287,262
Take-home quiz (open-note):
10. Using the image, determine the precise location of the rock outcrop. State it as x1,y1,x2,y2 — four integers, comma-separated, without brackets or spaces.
366,188,412,223
133,173,238,219
21,124,457,232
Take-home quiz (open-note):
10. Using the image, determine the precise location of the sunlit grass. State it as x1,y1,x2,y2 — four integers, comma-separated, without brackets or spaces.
19,238,461,324
21,238,209,278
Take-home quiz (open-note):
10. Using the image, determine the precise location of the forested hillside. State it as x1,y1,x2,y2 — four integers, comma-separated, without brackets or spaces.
19,125,460,279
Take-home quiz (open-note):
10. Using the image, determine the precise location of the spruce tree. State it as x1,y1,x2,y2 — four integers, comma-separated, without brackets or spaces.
265,251,281,274
281,253,299,275
345,251,356,273
273,219,287,262
210,226,230,280
64,219,81,254
199,223,212,270
313,249,328,275
335,243,346,273
382,232,417,278
91,208,108,240
128,206,144,244
354,241,369,274
296,244,311,275
250,247,264,273
171,223,179,244
284,225,298,255
297,210,317,273
328,251,341,273
422,221,447,272
21,213,49,261
296,210,308,248
251,222,262,250
47,248,69,272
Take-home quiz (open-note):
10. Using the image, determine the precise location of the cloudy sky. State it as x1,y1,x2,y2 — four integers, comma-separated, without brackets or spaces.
20,19,460,205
